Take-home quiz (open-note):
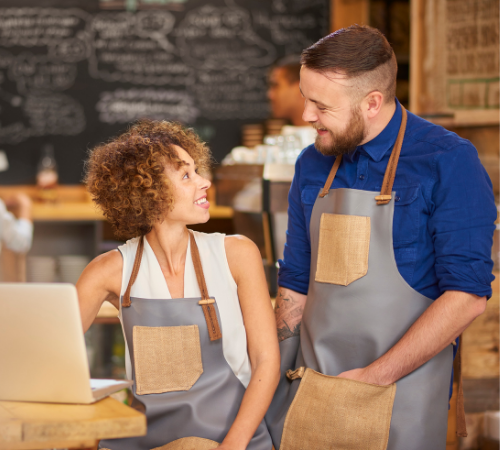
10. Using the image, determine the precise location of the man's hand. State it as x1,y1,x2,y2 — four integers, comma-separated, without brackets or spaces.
339,291,486,386
275,287,307,342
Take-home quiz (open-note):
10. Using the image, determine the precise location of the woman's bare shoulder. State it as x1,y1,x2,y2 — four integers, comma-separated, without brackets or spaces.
89,248,122,272
224,234,260,258
224,235,262,284
79,249,123,293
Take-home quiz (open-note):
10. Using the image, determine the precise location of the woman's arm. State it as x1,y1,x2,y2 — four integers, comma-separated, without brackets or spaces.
220,235,280,450
76,250,123,333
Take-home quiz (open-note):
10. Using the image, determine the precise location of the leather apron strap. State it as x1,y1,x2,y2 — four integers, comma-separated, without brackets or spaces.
316,104,467,437
121,231,222,341
455,335,468,437
122,235,145,308
189,231,222,341
319,105,408,205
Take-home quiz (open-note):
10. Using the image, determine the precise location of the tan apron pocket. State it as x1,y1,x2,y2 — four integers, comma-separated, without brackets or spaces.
133,325,203,395
315,213,371,286
281,368,396,450
151,437,219,450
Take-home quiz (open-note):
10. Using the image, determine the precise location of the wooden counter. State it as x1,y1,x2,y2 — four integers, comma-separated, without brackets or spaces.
0,185,233,221
0,396,146,450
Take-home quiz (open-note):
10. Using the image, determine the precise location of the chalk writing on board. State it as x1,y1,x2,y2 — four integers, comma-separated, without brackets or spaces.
99,0,188,12
252,11,320,54
24,92,86,136
0,122,28,145
9,55,77,94
89,11,193,85
0,1,329,180
188,68,269,120
175,5,276,71
0,91,85,143
0,49,13,71
96,88,199,124
0,8,91,62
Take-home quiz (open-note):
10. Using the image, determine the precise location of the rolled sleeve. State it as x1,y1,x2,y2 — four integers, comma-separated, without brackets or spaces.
278,157,311,295
429,144,496,298
0,201,33,254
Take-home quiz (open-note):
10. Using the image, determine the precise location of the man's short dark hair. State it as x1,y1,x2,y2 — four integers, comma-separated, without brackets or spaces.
301,25,397,103
273,55,301,84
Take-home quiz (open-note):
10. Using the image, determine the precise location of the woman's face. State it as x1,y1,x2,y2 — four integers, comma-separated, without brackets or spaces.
163,145,211,226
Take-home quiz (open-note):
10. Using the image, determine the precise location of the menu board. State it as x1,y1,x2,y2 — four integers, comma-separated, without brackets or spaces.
0,0,328,184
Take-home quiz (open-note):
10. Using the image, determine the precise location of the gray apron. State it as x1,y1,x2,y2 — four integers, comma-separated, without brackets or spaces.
267,107,454,450
100,232,272,450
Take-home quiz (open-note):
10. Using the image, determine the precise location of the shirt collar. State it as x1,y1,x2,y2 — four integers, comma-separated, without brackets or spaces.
345,99,402,163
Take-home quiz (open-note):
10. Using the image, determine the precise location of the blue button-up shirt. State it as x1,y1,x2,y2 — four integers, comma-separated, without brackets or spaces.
278,100,496,301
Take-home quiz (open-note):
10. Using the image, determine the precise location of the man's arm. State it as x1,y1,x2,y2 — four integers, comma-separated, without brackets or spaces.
275,286,308,342
341,143,494,385
338,290,486,385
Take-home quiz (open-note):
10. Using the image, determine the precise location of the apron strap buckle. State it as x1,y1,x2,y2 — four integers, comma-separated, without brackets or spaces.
198,299,215,305
286,366,306,380
374,194,392,205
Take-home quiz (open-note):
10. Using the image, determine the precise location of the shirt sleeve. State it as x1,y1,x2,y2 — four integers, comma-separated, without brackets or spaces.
0,200,33,253
278,156,311,295
429,143,496,298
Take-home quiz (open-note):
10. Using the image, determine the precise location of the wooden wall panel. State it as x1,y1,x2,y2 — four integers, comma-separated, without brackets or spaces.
410,0,499,125
330,0,369,32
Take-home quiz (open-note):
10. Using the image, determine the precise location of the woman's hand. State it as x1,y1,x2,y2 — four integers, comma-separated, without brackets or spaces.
221,235,280,450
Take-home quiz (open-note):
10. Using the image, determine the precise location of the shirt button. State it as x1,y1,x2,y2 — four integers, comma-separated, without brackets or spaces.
395,196,401,201
359,174,365,180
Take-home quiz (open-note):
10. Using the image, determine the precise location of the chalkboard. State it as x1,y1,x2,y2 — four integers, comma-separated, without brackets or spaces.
0,0,329,184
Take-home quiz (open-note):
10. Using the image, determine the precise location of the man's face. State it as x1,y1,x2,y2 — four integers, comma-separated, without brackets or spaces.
267,67,301,120
300,66,367,156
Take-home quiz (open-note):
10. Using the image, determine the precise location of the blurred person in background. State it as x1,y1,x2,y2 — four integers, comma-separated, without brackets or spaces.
0,193,33,254
267,56,309,127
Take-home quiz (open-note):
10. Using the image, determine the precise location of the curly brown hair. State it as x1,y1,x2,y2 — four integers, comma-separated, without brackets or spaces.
85,119,212,239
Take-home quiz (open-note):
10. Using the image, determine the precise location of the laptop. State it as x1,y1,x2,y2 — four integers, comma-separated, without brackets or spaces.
0,283,133,404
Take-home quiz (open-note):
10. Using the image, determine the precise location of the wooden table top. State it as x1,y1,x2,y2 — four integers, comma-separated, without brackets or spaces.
0,397,146,450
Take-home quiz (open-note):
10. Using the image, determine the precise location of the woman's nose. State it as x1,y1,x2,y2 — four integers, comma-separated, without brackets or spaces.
200,176,211,191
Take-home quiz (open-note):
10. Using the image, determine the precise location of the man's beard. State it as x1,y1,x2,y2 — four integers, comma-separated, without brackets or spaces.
314,106,367,157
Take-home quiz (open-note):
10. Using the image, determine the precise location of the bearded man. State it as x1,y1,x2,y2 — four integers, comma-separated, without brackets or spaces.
265,25,496,450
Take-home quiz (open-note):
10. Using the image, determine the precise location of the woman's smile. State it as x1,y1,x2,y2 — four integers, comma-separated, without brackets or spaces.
194,195,210,209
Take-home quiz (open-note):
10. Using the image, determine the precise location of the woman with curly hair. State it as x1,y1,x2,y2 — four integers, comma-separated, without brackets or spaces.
77,119,279,450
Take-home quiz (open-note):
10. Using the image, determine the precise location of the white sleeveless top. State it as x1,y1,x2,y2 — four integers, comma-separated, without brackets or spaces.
118,231,252,387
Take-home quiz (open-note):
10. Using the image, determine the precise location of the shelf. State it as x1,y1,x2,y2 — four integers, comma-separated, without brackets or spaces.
0,185,233,221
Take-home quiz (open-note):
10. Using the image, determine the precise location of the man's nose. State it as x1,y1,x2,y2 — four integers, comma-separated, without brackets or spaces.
302,100,317,123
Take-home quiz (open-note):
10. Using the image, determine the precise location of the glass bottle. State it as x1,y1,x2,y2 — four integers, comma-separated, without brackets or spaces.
36,143,58,202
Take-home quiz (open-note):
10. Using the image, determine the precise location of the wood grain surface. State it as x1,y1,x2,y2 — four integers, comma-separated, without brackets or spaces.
0,397,146,450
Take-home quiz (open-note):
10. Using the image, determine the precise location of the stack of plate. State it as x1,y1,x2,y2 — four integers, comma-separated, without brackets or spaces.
241,124,264,148
27,256,57,283
265,118,287,136
58,255,90,285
